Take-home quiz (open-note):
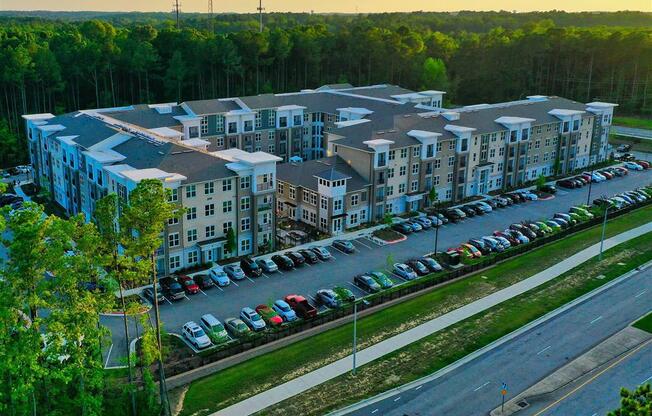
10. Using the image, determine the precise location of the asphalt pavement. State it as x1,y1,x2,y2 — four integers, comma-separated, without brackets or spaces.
346,263,652,416
101,168,652,367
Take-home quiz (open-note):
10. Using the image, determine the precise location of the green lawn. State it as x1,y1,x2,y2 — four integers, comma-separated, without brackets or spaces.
610,134,652,153
179,205,652,416
633,313,652,334
613,116,652,130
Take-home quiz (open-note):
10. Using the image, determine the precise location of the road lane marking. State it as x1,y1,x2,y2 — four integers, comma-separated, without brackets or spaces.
537,345,552,355
415,385,423,391
393,396,401,402
104,344,114,368
590,316,603,324
640,375,652,385
371,409,379,414
474,381,491,391
635,289,647,298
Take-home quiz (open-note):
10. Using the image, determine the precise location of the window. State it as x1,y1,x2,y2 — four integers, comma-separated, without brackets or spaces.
279,116,288,128
169,255,180,270
434,175,440,186
215,136,224,147
168,233,180,248
222,201,232,213
498,162,504,172
168,217,179,225
293,115,302,126
269,110,276,126
240,196,250,211
377,152,387,167
227,122,237,134
222,179,232,192
241,238,251,252
411,180,418,192
240,176,251,189
351,194,359,206
412,147,420,157
386,185,394,196
543,152,549,162
204,182,214,195
255,132,262,143
398,183,406,193
216,115,224,133
187,229,197,242
201,117,208,134
268,130,275,141
186,207,197,220
532,155,539,164
289,186,296,199
243,120,253,132
268,144,275,153
499,147,505,157
241,217,250,231
412,163,419,174
205,225,216,238
387,168,395,178
389,150,396,160
445,189,452,200
186,185,196,198
436,142,442,152
448,156,455,167
222,221,232,234
333,199,343,211
563,121,570,133
573,119,579,131
168,188,178,202
434,158,441,169
447,172,454,183
320,217,328,229
320,196,328,210
187,251,198,264
255,112,262,128
205,204,215,216
489,148,496,158
400,148,408,158
399,166,406,176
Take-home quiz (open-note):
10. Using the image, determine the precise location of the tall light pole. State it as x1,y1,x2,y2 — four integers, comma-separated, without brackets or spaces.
586,169,594,206
599,205,610,261
352,299,370,375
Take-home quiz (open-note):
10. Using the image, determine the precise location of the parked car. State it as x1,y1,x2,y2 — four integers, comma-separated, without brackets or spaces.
430,212,449,224
208,266,230,286
524,222,544,237
517,190,538,201
624,161,643,171
483,199,498,209
554,212,576,226
474,201,493,213
354,274,382,292
272,254,294,270
534,221,553,234
614,166,629,176
467,238,491,255
570,206,594,220
199,314,229,344
0,194,22,207
333,239,356,253
159,277,185,300
419,257,443,271
256,258,279,273
494,231,519,246
224,317,251,338
272,299,297,322
284,294,318,319
598,170,614,180
492,197,509,207
619,153,636,161
176,275,200,294
556,179,578,189
332,286,355,302
405,220,423,232
407,259,430,276
505,230,529,244
369,271,394,288
224,264,246,280
413,216,433,229
310,246,333,260
240,307,267,331
255,304,283,326
285,251,306,266
616,143,632,152
460,243,483,257
510,224,536,240
466,204,486,216
394,263,417,280
539,184,557,194
315,289,342,308
491,235,512,249
240,256,263,277
427,215,443,227
459,205,477,217
481,236,505,252
193,274,214,290
298,249,319,264
392,222,413,234
182,321,212,349
636,160,650,169
548,218,568,229
142,286,165,304
443,208,466,222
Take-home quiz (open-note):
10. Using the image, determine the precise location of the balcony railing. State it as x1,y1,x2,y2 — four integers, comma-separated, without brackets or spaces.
257,202,272,211
256,182,274,192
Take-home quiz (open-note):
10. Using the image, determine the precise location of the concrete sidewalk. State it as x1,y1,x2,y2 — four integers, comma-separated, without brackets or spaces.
211,221,652,416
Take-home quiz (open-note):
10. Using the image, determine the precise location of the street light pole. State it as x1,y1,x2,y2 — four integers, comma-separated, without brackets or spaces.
352,301,358,375
586,169,594,206
599,205,609,261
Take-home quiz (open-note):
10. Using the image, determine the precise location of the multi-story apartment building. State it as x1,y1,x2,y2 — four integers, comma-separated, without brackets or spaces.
23,108,281,275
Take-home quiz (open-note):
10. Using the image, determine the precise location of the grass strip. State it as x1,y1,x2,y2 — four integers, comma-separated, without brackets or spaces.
261,231,652,415
613,116,652,130
179,205,652,416
633,313,652,334
610,134,652,153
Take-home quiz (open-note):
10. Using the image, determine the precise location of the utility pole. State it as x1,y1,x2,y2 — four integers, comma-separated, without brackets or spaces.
586,168,594,205
599,205,610,261
173,0,181,29
257,0,265,33
207,0,213,31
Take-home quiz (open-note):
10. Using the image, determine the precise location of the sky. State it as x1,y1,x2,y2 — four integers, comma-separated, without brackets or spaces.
1,0,650,13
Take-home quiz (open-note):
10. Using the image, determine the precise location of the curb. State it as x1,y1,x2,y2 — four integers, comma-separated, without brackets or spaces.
327,259,652,415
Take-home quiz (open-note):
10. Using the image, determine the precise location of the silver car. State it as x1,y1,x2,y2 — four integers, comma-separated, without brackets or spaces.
394,263,417,280
240,307,266,331
256,258,279,273
224,264,246,280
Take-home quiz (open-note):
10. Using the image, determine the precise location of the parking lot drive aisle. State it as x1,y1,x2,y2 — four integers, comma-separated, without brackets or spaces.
208,220,652,416
100,169,652,367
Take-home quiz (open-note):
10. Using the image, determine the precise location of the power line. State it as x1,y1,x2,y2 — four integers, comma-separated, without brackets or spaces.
172,0,181,29
257,0,265,32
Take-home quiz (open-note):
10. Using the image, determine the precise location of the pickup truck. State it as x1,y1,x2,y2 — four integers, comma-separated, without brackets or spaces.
284,294,317,319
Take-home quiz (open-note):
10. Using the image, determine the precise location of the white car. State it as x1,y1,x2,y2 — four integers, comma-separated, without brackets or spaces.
475,201,494,212
208,266,230,286
240,307,266,331
182,321,212,349
273,299,297,322
393,263,417,280
624,161,643,171
517,190,538,201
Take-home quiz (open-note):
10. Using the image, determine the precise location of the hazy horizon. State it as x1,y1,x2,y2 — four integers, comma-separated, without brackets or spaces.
1,0,650,14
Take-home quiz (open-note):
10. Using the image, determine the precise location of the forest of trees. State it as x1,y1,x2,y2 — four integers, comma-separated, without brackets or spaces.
0,11,651,166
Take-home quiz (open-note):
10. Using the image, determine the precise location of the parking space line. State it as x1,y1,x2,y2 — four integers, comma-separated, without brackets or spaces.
163,296,172,305
183,295,190,301
231,280,240,287
332,246,350,255
262,273,270,279
104,344,113,368
216,285,224,292
347,282,369,294
353,239,373,249
304,262,312,267
198,289,208,297
246,276,255,283
389,271,407,281
277,269,284,274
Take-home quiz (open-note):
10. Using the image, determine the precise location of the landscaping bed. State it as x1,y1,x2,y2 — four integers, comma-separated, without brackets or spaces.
372,227,405,242
177,204,652,416
633,312,652,334
102,294,150,315
610,134,652,153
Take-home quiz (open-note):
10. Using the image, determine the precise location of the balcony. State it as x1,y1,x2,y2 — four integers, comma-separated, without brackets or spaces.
258,223,272,233
257,202,272,212
256,182,274,192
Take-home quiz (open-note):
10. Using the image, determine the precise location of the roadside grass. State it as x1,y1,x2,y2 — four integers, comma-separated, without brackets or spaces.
613,116,652,130
609,134,652,153
260,231,652,415
178,205,652,415
633,312,652,334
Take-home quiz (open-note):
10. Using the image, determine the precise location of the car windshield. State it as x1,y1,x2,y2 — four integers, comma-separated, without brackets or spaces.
252,314,261,321
170,283,182,290
236,323,247,331
184,280,194,286
213,323,225,332
193,329,206,337
278,303,290,311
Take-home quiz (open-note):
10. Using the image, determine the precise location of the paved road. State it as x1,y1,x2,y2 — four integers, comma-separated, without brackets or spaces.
521,340,652,416
346,265,652,416
101,168,652,367
613,125,652,140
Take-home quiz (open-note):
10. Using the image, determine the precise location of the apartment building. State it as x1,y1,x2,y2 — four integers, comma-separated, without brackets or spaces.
23,108,281,275
276,156,372,234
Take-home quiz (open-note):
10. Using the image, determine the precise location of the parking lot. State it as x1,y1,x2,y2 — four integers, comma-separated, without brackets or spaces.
101,167,652,367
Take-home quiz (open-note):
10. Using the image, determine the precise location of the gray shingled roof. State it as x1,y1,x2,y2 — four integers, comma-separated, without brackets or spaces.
43,112,121,149
184,99,241,115
105,104,186,129
315,168,351,181
333,84,415,100
113,138,234,183
277,156,370,193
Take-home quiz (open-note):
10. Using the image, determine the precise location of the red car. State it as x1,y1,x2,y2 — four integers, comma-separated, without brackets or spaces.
615,166,629,175
636,160,650,169
177,274,200,295
284,294,317,319
255,304,283,326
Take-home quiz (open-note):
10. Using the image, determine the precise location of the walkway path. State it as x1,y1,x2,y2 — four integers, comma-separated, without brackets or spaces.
613,125,652,140
211,221,652,416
